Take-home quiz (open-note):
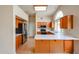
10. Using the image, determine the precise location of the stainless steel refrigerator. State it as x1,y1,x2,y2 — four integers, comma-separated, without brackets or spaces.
22,22,27,44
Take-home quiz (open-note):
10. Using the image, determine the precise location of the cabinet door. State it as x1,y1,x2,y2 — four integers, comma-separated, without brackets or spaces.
50,40,64,53
16,16,23,28
68,15,73,29
19,35,22,45
16,17,19,28
48,22,52,28
16,35,22,50
60,15,73,29
16,36,19,50
60,16,68,29
64,40,73,53
35,40,50,53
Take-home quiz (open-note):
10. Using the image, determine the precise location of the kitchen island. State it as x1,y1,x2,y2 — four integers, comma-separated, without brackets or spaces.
34,34,77,53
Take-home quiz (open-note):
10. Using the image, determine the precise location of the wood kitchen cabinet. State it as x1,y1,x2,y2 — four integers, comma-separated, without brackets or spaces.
37,22,47,28
35,40,73,53
16,16,23,28
48,22,52,28
60,15,73,29
36,22,54,28
50,40,64,53
16,17,19,28
35,40,50,53
60,16,68,29
16,16,27,51
64,40,73,53
16,35,22,50
35,40,63,53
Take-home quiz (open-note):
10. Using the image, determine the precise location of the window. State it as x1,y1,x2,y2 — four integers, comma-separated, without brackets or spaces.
55,11,63,20
54,11,64,34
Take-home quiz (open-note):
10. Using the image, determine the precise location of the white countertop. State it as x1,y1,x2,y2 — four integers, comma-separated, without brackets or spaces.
35,34,77,40
16,34,22,36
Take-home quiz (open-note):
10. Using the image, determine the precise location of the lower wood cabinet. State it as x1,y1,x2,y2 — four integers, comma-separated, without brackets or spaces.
64,40,73,53
50,40,64,53
35,40,50,53
35,40,73,53
16,35,22,50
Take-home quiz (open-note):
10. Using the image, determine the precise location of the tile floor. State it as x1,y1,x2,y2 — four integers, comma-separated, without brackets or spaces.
16,37,35,54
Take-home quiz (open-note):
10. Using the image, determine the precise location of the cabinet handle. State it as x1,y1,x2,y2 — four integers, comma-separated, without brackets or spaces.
54,40,56,42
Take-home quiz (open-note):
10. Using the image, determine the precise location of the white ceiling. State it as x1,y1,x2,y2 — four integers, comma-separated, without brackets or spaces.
19,5,59,16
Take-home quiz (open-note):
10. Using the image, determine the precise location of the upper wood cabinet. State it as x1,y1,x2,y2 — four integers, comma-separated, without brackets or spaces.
37,22,47,28
60,15,73,29
48,22,52,28
16,17,19,28
16,16,23,28
36,22,54,28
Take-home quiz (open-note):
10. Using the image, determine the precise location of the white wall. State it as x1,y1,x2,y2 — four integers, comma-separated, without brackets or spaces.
36,13,51,22
28,15,36,37
0,5,29,54
0,6,15,54
13,5,28,21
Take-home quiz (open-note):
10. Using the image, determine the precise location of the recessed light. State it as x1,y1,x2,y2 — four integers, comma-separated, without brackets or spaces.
34,5,47,11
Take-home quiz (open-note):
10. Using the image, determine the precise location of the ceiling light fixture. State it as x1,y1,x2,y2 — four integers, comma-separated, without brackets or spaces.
34,5,47,11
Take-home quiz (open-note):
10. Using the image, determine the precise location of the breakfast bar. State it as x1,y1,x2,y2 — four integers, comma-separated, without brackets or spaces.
34,34,77,53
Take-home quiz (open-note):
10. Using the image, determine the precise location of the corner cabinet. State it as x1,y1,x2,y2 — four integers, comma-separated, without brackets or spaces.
60,15,73,29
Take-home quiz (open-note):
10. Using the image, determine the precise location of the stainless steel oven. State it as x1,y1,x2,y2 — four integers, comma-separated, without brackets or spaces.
40,25,46,34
